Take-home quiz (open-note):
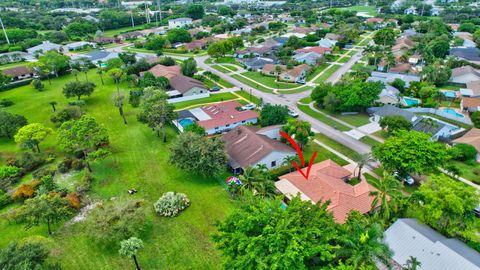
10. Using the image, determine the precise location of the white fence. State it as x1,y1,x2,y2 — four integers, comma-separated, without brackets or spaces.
405,108,473,125
167,93,210,104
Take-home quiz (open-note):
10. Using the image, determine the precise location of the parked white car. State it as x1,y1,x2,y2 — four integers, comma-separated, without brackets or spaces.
241,103,256,111
288,109,299,118
394,172,414,185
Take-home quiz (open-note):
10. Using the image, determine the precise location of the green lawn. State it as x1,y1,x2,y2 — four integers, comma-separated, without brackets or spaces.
0,69,235,269
337,56,351,63
173,92,238,110
297,104,351,132
372,130,389,139
234,90,262,105
211,65,232,73
358,38,372,46
318,110,370,127
314,133,358,160
306,64,329,81
451,160,480,185
314,65,341,84
347,50,358,56
298,97,312,104
304,141,349,166
231,74,274,93
103,25,149,37
359,136,382,147
241,72,300,89
336,5,377,16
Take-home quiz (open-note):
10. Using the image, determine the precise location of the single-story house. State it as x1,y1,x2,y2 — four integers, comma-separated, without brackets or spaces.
222,125,296,173
169,75,208,97
184,40,208,51
2,66,35,81
27,41,65,55
140,64,182,79
367,76,400,105
460,80,480,97
0,52,34,64
295,46,332,56
293,52,323,65
117,31,144,40
453,32,477,48
325,33,344,41
450,66,480,84
366,17,384,24
461,97,480,112
453,128,480,161
273,37,289,46
370,71,420,87
168,17,193,28
384,218,480,270
262,64,286,77
275,159,378,223
280,64,311,83
371,104,419,123
240,57,275,71
450,47,480,65
94,36,119,45
234,46,275,58
64,41,97,51
71,50,119,66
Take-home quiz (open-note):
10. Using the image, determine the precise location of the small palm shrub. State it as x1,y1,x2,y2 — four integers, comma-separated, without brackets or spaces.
154,192,190,217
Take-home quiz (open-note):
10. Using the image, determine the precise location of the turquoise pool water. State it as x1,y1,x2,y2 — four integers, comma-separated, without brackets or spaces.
443,108,464,118
442,91,457,98
403,97,420,106
179,118,194,128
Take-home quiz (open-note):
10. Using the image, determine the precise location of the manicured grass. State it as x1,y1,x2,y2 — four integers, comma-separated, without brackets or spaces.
277,86,312,94
0,61,27,70
306,64,329,81
338,5,378,16
0,69,235,269
215,77,234,88
304,141,349,166
241,72,300,89
298,96,313,104
297,104,351,132
211,57,241,66
359,136,382,147
347,50,358,56
358,38,372,46
231,74,274,93
103,25,149,37
220,65,238,71
314,133,358,160
173,92,238,110
330,112,370,127
314,65,341,83
450,160,480,185
373,130,389,139
233,90,262,105
337,56,351,63
211,65,232,73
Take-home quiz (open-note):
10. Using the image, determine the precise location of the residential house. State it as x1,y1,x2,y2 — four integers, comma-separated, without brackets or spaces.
453,32,477,48
461,97,480,112
275,159,378,223
184,40,208,51
71,51,119,66
366,76,400,105
64,41,96,51
453,128,480,161
240,57,275,71
117,31,144,41
234,46,276,58
94,36,119,45
450,47,480,65
168,17,193,28
366,17,384,24
27,41,65,55
371,104,418,123
140,64,182,79
2,66,35,81
450,66,480,84
0,52,34,64
169,75,208,97
460,80,480,98
325,33,344,41
384,219,480,270
404,6,417,15
279,64,310,83
292,27,316,35
392,36,414,62
316,38,337,48
295,46,332,56
222,125,296,173
293,52,323,65
369,71,420,87
262,63,286,77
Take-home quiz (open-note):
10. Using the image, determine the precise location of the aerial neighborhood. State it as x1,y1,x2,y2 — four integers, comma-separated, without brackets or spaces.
0,0,479,269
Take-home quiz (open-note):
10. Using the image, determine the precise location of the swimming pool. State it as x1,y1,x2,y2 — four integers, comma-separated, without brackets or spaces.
402,97,420,106
178,118,195,128
442,91,457,98
443,108,464,118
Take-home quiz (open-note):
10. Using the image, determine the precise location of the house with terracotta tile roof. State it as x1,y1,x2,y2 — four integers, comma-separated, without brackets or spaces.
275,159,378,223
453,128,480,161
295,46,332,55
140,64,182,79
262,64,286,76
461,97,480,112
179,100,259,135
280,64,311,83
222,125,296,173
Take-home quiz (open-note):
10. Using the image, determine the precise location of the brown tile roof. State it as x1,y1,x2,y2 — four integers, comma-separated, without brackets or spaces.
276,160,378,223
452,65,480,78
184,40,206,50
262,64,286,74
295,46,332,54
197,101,259,130
94,36,118,44
284,64,311,78
292,27,317,34
169,75,206,94
325,33,343,41
222,125,295,168
2,66,31,77
462,97,480,108
389,63,413,73
453,128,480,152
466,80,480,96
141,64,181,79
367,17,385,23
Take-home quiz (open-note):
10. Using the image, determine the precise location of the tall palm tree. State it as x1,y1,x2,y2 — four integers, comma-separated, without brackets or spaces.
238,167,258,194
71,68,79,81
368,173,403,221
112,92,127,124
282,155,299,172
107,68,124,93
97,68,105,85
81,65,89,82
352,152,375,181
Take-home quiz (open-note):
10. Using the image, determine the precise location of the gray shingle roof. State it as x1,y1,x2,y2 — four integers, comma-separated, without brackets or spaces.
373,105,416,122
384,218,480,270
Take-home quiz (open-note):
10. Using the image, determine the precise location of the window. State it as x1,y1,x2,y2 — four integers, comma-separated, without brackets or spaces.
271,161,276,167
226,124,230,127
242,120,245,123
215,127,219,130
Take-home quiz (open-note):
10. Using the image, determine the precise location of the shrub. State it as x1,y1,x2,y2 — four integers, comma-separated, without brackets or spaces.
76,172,93,195
0,98,14,107
50,106,84,126
71,159,85,170
154,192,190,217
67,100,86,107
0,190,12,210
57,158,73,173
12,180,41,201
66,192,81,209
449,143,478,162
0,166,21,189
11,152,46,172
32,166,56,179
472,111,480,128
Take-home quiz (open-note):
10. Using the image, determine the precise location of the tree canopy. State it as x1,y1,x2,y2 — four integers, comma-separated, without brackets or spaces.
14,123,52,153
62,81,96,100
379,115,412,135
260,104,289,127
0,111,27,139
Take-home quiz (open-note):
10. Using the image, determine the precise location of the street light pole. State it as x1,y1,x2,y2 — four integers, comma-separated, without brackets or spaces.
0,16,10,45
249,89,252,102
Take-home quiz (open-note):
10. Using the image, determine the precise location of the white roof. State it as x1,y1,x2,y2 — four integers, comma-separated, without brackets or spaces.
189,108,211,121
384,219,480,270
169,17,192,22
65,41,95,49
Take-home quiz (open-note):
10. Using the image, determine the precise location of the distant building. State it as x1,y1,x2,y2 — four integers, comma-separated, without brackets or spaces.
293,52,323,65
384,219,480,270
2,66,35,82
460,80,480,98
27,41,65,55
369,71,420,87
450,66,480,84
168,17,193,28
0,52,33,64
64,41,97,51
450,48,480,65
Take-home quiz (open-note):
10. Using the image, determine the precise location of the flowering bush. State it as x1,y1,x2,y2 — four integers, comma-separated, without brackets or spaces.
154,192,190,217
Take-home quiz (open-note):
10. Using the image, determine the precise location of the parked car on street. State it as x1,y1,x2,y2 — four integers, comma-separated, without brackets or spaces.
288,109,299,118
210,86,220,92
241,103,256,111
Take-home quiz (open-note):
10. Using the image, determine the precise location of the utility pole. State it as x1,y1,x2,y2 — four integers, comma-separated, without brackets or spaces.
130,11,135,27
157,0,162,24
0,17,9,45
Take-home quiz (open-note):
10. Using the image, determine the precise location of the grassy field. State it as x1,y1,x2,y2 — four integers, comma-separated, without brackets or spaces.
211,65,232,73
338,5,377,16
104,25,149,37
314,65,341,84
241,72,300,89
231,74,274,93
297,104,351,132
451,160,480,184
0,61,28,70
359,136,382,147
337,56,351,64
318,110,370,127
306,64,329,81
0,69,236,269
314,133,358,160
234,90,262,105
173,92,238,110
304,141,349,166
298,97,312,104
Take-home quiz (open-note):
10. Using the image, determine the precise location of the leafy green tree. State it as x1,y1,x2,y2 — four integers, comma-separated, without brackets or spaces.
473,28,480,47
421,62,451,86
428,39,450,59
106,58,123,70
379,115,413,135
449,143,478,162
144,35,167,51
71,68,80,81
166,28,192,44
458,22,477,33
373,130,449,175
58,115,109,173
119,237,144,270
311,82,334,105
213,195,339,269
112,92,127,125
81,64,90,82
0,241,57,270
404,256,422,270
368,173,403,221
281,119,313,150
137,94,176,141
319,81,383,112
390,78,405,93
0,111,27,139
181,58,197,77
107,68,124,93
259,104,289,126
409,174,479,241
62,81,96,100
170,132,227,176
14,123,52,153
16,194,73,235
185,4,205,20
119,52,137,66
237,167,276,198
0,71,11,89
37,50,70,77
207,40,233,59
373,28,397,46
183,123,205,135
32,79,44,91
227,36,243,50
49,101,57,112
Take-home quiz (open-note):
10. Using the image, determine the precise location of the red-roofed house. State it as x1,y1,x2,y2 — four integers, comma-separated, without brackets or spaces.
295,46,332,55
366,18,385,24
275,160,378,223
195,101,259,134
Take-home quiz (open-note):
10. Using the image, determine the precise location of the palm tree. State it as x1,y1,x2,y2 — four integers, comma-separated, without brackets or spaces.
418,118,438,133
368,173,403,221
238,167,258,194
352,152,375,181
81,65,89,82
282,155,299,172
49,101,57,112
119,237,143,270
107,68,124,93
71,69,79,81
97,68,105,85
112,92,127,124
404,256,421,270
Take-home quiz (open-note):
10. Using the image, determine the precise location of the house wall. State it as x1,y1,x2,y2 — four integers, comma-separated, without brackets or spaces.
257,127,282,140
167,92,210,104
377,95,399,105
255,151,297,170
183,86,208,97
168,20,192,28
205,117,258,135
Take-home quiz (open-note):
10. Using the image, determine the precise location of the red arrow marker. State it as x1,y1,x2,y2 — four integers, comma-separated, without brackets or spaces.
280,131,317,180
